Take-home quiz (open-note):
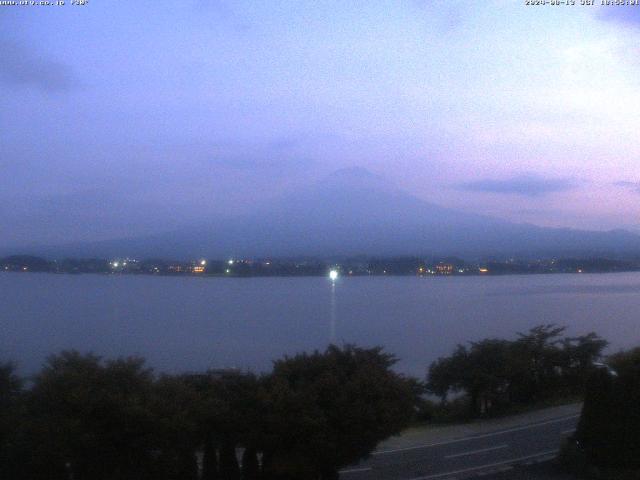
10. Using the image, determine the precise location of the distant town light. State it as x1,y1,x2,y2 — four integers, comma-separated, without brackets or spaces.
225,269,231,274
228,259,234,265
113,262,119,268
329,270,339,281
200,260,207,266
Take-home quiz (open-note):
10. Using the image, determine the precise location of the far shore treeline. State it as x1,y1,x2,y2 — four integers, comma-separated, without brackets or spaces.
1,326,639,479
2,254,640,277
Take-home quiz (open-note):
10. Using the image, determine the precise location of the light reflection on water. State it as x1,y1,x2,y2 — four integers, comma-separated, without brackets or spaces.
1,272,639,378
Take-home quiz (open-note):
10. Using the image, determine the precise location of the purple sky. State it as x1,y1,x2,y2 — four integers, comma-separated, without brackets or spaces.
1,1,639,246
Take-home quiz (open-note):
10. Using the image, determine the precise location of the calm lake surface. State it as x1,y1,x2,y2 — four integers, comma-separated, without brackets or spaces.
2,272,640,377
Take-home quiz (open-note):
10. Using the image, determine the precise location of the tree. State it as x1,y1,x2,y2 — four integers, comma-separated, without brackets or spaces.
608,346,640,378
570,347,640,471
427,325,608,417
149,375,201,480
0,362,23,478
427,345,467,403
241,447,260,480
262,345,420,480
509,324,566,401
564,333,608,371
21,351,158,480
428,340,512,416
465,339,512,415
185,371,265,480
558,332,608,392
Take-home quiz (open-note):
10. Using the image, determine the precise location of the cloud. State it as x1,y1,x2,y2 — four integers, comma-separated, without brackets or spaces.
457,175,576,197
0,40,75,92
613,180,640,193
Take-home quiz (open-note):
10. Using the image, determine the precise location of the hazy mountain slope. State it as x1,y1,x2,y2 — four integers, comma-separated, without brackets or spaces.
21,168,640,259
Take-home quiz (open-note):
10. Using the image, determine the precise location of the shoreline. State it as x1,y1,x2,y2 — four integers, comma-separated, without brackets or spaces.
2,269,640,278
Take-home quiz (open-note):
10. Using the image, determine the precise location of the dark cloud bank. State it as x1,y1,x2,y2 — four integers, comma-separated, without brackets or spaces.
457,175,575,197
600,7,640,27
613,181,640,193
0,40,75,92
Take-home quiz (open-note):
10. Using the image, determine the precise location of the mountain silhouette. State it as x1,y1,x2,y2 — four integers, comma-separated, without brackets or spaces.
28,168,640,259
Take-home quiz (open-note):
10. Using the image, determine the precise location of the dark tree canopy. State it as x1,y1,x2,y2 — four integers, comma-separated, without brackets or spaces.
20,351,157,480
574,347,640,470
263,345,421,479
0,345,420,480
0,363,23,479
427,325,608,417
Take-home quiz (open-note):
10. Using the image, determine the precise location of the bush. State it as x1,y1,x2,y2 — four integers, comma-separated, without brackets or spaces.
0,345,421,480
426,325,608,418
563,347,640,477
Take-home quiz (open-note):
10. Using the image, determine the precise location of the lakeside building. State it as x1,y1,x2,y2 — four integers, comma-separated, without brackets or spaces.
435,263,454,275
168,264,187,273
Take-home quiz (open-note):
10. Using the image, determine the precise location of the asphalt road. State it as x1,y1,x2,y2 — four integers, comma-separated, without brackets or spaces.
340,412,579,480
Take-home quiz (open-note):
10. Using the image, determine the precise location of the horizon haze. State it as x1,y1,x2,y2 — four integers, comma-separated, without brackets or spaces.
8,166,640,260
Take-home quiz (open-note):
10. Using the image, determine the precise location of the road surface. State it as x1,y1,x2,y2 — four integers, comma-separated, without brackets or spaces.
340,409,580,480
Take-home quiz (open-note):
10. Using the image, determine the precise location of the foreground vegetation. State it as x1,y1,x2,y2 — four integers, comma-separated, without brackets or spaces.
560,347,640,479
426,325,608,419
428,327,640,476
2,326,638,479
0,346,419,480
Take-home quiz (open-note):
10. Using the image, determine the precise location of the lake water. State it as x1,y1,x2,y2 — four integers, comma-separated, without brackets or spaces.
2,272,640,378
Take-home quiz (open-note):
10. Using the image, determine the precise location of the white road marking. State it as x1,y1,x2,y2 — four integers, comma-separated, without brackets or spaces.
339,466,372,474
444,444,508,459
407,450,558,480
561,429,576,435
373,414,579,455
